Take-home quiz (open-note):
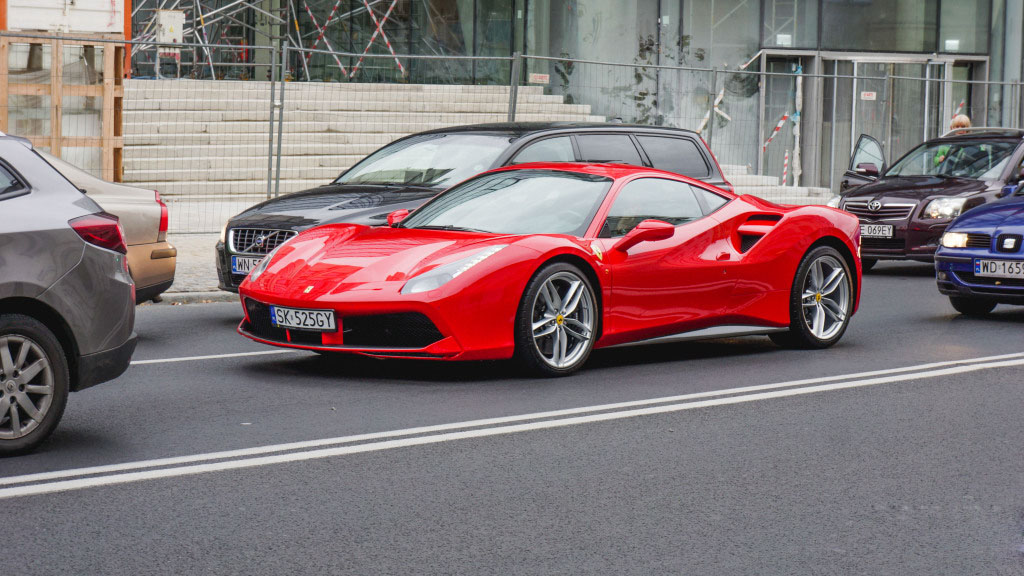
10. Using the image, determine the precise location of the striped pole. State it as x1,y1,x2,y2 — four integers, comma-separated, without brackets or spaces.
782,149,789,187
350,0,406,78
763,112,790,152
951,99,965,119
302,1,349,75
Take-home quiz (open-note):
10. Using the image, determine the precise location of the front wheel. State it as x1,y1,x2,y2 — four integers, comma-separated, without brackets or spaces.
514,263,598,377
771,246,854,349
0,314,70,456
949,296,996,316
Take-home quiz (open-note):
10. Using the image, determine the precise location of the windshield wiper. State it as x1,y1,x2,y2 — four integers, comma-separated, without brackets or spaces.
413,224,490,233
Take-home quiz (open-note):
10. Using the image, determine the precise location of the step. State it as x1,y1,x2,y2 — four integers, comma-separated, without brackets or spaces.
125,179,327,196
123,112,600,130
124,93,575,111
123,154,363,172
124,131,406,146
123,102,595,121
720,164,750,176
125,80,550,97
125,165,347,182
123,117,602,135
123,143,385,159
727,174,779,187
735,185,831,198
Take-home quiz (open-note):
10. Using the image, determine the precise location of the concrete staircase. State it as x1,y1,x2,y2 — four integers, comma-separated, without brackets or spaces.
123,80,603,199
720,164,833,205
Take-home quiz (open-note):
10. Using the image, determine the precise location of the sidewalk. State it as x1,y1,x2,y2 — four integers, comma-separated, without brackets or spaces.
160,233,234,303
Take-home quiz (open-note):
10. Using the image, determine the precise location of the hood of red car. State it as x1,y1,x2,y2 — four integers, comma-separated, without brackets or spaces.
246,224,508,297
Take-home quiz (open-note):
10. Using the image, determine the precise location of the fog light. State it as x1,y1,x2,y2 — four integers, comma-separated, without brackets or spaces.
937,271,948,281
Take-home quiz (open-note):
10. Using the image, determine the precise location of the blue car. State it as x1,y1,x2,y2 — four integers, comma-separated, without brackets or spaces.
935,193,1024,315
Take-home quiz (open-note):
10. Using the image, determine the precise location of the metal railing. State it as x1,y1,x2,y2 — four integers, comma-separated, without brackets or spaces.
3,31,1023,233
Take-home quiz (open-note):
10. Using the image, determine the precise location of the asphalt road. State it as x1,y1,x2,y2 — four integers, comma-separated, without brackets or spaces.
3,261,1024,574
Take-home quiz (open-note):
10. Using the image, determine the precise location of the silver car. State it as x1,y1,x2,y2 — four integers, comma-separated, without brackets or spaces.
0,134,136,455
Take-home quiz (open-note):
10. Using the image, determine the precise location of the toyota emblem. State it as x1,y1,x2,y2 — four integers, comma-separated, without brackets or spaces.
867,200,882,212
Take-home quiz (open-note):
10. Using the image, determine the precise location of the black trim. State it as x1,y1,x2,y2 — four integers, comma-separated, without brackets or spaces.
135,278,174,304
74,332,137,392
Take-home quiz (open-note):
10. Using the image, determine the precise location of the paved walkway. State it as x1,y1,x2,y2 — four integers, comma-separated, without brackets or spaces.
166,233,221,294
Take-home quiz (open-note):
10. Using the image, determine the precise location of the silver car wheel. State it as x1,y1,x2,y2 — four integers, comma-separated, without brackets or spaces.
0,335,54,440
800,254,851,341
531,271,595,370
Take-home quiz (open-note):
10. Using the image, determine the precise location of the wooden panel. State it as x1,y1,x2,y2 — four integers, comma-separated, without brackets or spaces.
0,39,8,133
102,42,114,180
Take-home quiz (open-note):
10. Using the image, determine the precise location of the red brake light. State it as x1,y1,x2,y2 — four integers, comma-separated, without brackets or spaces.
69,212,127,254
155,190,169,241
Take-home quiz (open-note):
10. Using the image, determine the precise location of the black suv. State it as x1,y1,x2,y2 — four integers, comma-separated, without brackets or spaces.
216,122,730,291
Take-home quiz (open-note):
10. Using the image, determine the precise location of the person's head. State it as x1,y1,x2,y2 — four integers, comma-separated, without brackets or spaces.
950,114,972,130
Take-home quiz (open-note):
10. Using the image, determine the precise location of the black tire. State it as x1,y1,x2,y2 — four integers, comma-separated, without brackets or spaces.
949,296,997,316
513,262,598,377
861,258,877,272
0,314,70,457
770,246,855,350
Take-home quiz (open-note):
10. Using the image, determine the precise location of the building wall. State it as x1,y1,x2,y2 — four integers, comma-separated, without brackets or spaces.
8,0,125,34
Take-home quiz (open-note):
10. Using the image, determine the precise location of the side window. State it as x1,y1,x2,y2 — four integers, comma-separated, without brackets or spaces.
600,178,703,238
635,136,711,178
696,188,729,212
511,136,575,164
576,134,644,166
0,163,25,201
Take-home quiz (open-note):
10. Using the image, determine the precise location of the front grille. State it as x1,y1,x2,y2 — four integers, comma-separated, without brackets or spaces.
843,201,916,220
862,237,905,251
954,271,1024,288
343,313,444,348
244,299,288,342
229,228,297,255
966,233,993,249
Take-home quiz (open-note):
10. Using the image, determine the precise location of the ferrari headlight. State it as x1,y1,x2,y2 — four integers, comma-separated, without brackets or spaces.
401,245,507,295
249,242,288,282
826,195,841,208
940,231,969,248
923,198,967,220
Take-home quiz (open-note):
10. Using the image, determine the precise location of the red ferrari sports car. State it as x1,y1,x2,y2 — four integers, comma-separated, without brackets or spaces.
238,163,861,376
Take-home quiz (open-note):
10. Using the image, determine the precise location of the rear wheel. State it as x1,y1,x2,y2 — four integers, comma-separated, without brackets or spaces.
861,258,877,272
0,314,69,456
771,246,854,349
949,296,997,316
514,263,597,377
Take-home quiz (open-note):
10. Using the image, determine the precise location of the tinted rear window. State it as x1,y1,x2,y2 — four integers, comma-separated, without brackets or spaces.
575,134,644,167
636,135,711,178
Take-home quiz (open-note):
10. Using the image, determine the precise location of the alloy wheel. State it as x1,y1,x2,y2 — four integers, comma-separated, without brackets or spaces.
530,271,595,369
0,335,54,441
800,254,851,341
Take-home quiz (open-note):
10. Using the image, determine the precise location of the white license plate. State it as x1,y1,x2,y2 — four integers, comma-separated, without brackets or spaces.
860,224,893,238
974,259,1024,279
231,256,262,275
269,306,336,332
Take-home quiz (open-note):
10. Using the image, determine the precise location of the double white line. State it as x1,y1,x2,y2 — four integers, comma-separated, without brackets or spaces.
3,351,1024,500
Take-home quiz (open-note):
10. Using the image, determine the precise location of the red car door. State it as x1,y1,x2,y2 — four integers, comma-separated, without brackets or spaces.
592,177,736,345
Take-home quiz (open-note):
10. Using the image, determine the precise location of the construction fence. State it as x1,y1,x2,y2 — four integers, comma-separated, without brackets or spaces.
4,32,1024,233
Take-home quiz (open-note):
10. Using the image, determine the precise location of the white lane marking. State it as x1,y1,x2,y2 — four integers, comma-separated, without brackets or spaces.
2,355,1023,499
130,350,295,365
5,350,1024,488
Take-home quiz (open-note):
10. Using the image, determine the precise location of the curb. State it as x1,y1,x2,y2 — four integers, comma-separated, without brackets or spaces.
148,291,239,305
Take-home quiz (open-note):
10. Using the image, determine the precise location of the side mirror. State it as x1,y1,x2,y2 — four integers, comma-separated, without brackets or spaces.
611,219,675,254
999,184,1018,198
854,162,879,177
387,209,410,227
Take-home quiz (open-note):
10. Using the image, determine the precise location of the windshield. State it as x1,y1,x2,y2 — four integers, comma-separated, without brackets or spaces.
335,133,512,189
885,140,1016,180
400,170,612,236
